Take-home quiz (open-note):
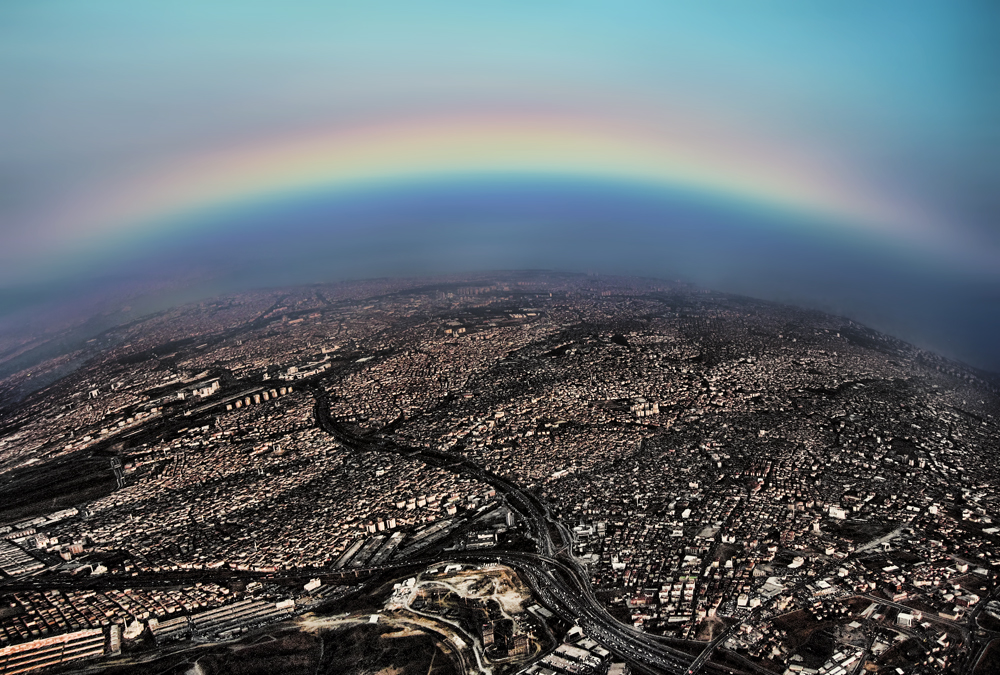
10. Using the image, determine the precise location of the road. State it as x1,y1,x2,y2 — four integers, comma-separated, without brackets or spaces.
686,624,739,674
959,582,1000,675
0,363,722,675
310,386,708,675
856,594,970,640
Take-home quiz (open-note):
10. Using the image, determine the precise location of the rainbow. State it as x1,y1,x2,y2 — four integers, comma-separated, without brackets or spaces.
52,113,934,253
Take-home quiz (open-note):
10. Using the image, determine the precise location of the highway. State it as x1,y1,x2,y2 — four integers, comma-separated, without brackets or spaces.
449,550,700,674
686,624,739,674
958,581,1000,675
310,386,710,674
0,372,738,674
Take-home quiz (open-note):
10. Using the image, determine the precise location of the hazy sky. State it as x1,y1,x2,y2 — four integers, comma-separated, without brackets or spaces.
1,2,999,369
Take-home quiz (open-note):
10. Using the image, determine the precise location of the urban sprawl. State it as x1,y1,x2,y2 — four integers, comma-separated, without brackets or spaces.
0,272,997,675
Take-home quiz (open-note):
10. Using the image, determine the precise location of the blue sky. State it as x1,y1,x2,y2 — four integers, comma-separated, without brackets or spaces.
1,1,998,369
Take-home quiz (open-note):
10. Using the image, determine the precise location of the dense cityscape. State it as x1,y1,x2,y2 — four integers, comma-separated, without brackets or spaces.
0,272,997,675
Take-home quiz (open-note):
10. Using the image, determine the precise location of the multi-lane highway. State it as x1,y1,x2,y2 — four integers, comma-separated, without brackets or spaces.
311,386,710,674
0,369,716,674
478,552,700,674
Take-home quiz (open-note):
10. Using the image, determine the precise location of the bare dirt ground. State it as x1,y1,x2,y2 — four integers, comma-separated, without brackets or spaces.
422,566,530,617
693,616,728,641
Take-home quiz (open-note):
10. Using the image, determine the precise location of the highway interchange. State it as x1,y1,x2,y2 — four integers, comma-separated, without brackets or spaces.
312,385,731,675
13,349,990,675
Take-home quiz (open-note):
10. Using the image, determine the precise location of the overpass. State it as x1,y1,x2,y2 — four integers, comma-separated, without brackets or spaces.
310,386,709,674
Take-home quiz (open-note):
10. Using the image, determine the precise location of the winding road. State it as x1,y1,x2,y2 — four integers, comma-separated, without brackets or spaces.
311,385,717,674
